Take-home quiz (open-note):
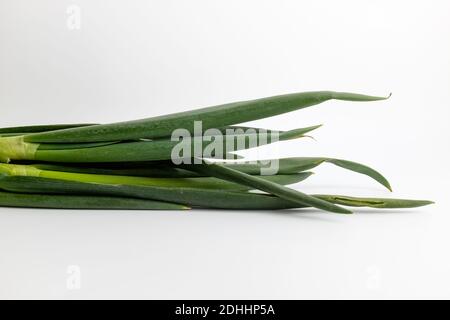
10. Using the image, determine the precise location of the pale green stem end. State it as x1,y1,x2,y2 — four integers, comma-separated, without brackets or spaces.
0,163,42,176
0,136,39,163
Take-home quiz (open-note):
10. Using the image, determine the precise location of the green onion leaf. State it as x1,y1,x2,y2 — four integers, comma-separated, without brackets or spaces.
31,126,319,163
0,123,97,134
220,157,392,191
0,163,311,190
314,195,433,209
187,160,353,214
0,175,432,210
25,91,389,143
0,190,188,210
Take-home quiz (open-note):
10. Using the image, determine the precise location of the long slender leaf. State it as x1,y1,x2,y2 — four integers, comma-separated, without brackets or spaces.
187,161,352,214
0,175,298,209
314,195,433,209
0,175,428,210
0,163,311,190
32,163,199,178
0,190,188,210
216,157,392,191
37,141,120,150
25,91,389,143
0,124,97,134
31,126,320,163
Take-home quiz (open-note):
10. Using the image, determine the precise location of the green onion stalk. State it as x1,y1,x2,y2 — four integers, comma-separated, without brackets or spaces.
0,90,433,213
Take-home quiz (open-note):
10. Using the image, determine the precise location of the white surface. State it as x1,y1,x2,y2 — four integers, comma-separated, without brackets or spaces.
0,0,449,299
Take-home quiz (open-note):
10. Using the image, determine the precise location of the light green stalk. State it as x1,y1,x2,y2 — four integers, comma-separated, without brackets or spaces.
0,163,309,190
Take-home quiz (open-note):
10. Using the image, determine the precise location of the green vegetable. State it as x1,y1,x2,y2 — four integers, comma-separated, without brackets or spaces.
0,163,311,190
313,195,433,209
0,175,301,209
0,90,432,213
193,157,392,190
0,125,318,163
0,123,97,134
32,163,200,178
33,126,317,163
188,161,353,214
0,175,431,210
25,91,389,143
0,190,188,210
29,156,387,187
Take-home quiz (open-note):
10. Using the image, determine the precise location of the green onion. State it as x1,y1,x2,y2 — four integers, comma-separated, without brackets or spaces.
0,175,431,210
31,163,200,178
0,175,302,209
0,190,188,210
188,160,352,214
29,156,387,187
201,157,392,190
24,91,389,143
0,123,97,134
0,90,432,213
0,163,311,190
314,195,433,209
0,125,319,163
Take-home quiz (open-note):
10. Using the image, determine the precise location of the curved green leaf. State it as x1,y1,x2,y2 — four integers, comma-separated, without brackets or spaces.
221,157,392,191
188,161,352,214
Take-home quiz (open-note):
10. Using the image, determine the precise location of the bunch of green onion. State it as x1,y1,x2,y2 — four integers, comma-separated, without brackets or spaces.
0,91,432,213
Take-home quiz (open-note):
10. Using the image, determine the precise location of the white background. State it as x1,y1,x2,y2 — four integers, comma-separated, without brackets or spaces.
1,0,449,299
